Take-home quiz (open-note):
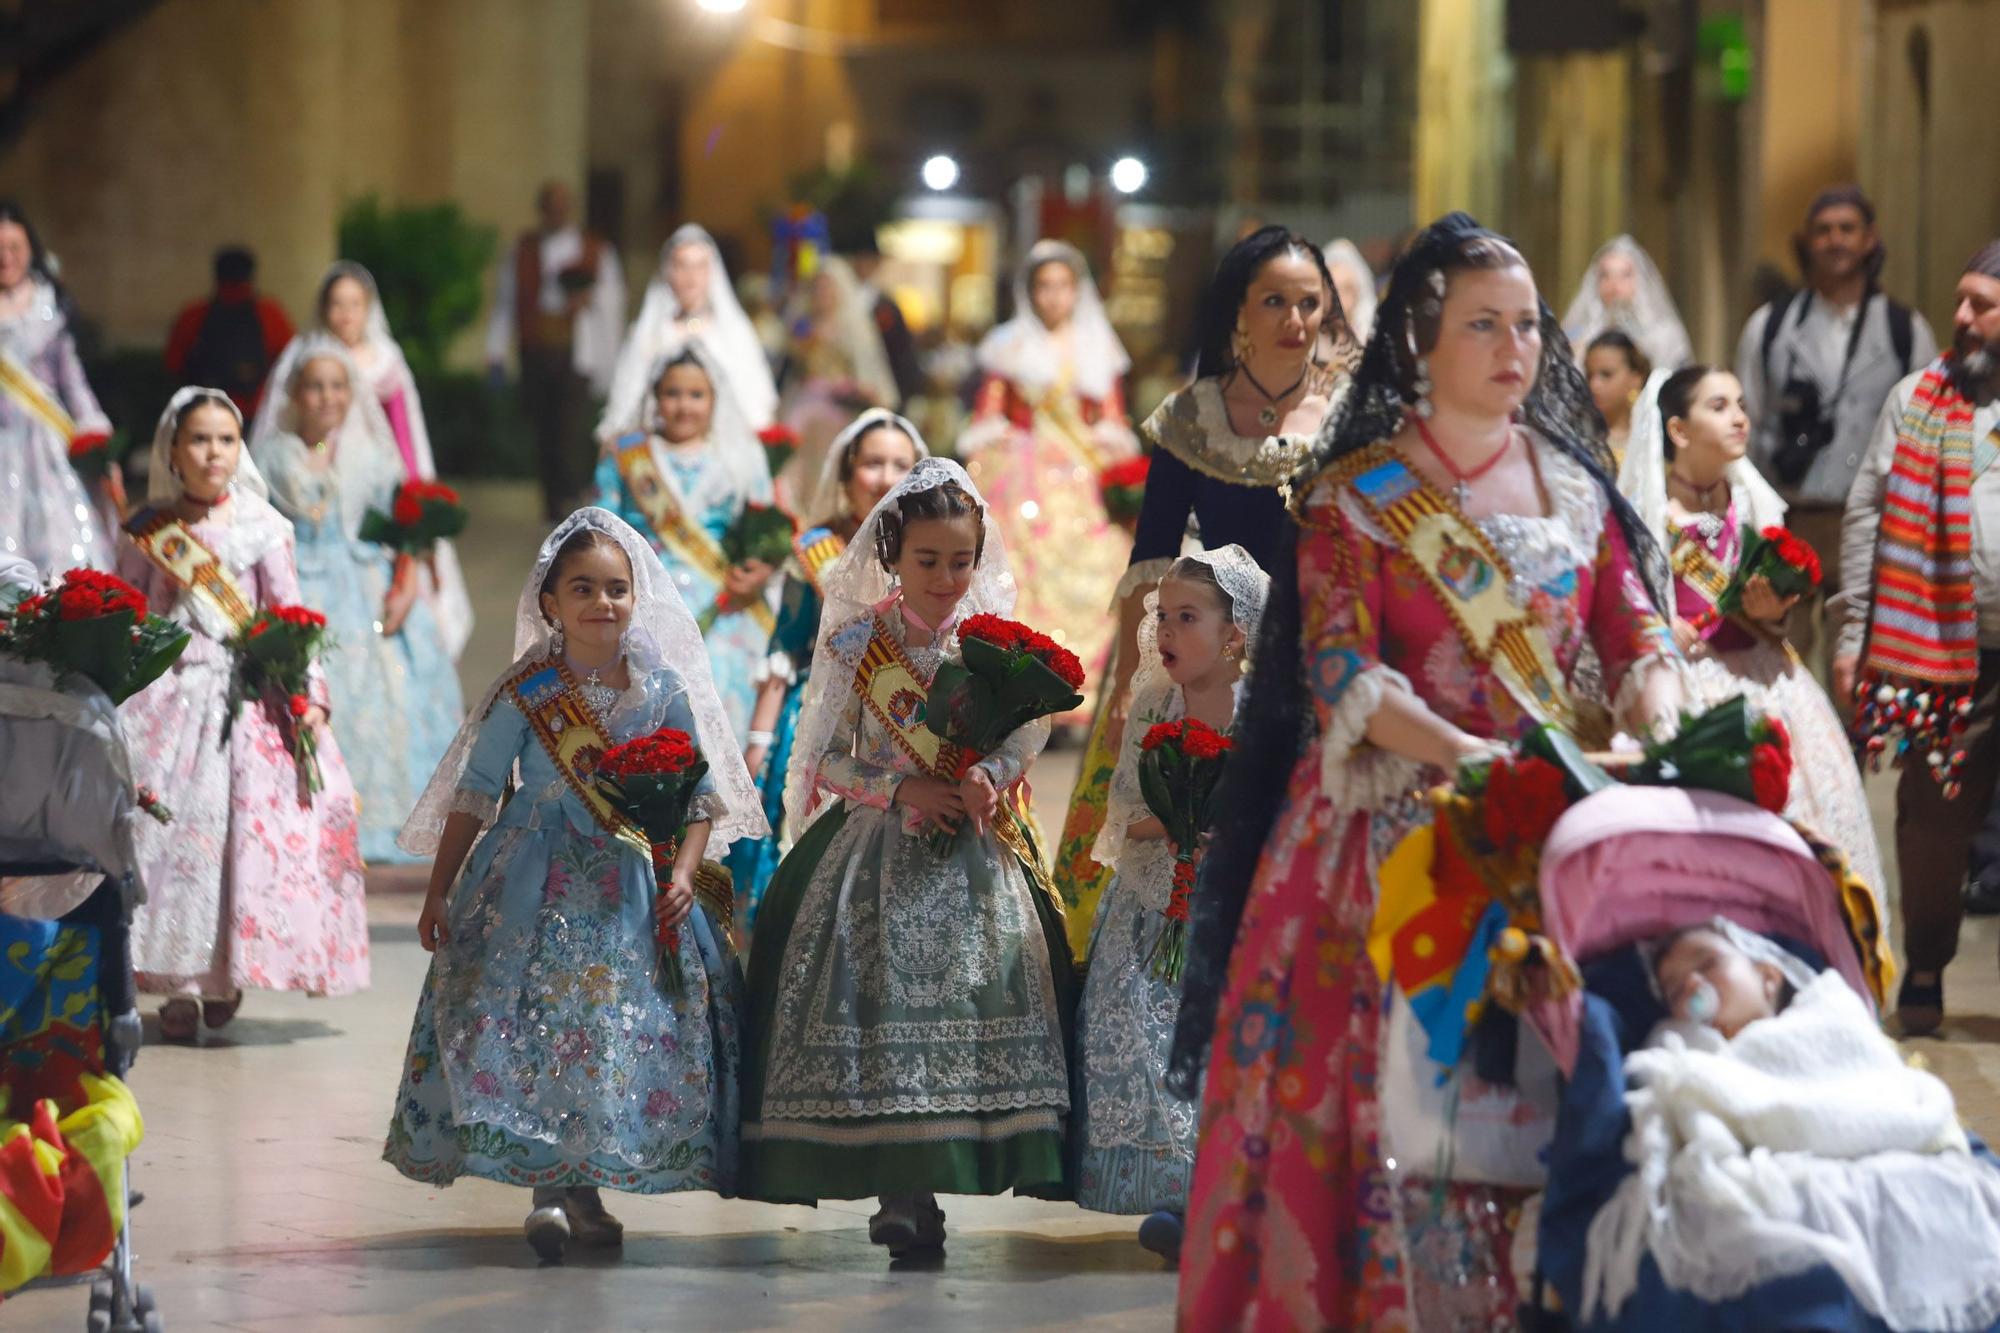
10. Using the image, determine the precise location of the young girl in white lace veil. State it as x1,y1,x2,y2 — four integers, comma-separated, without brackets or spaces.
1562,234,1694,373
739,456,1075,1257
120,388,369,1041
383,507,766,1263
1072,545,1266,1263
591,341,778,739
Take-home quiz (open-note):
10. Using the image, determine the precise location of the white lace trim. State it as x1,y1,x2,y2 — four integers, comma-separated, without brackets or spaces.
955,412,1014,460
758,1088,1069,1121
1609,650,1681,739
1319,664,1426,812
745,1105,1063,1145
689,791,728,825
752,650,797,688
1141,378,1319,486
1114,556,1172,609
447,787,500,826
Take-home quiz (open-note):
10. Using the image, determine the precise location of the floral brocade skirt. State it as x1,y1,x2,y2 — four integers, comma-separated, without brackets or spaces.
1178,767,1529,1332
384,823,743,1195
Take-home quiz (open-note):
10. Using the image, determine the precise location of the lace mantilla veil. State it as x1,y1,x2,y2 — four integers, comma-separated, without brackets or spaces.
807,407,931,527
1561,234,1694,373
246,331,402,475
782,455,1017,834
1091,544,1270,870
147,385,271,505
1166,211,1676,1098
600,339,772,514
975,239,1132,402
396,507,767,856
1618,367,1787,549
598,224,779,440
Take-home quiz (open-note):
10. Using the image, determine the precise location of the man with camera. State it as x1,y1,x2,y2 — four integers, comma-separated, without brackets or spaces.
1736,185,1937,682
1832,241,2000,1035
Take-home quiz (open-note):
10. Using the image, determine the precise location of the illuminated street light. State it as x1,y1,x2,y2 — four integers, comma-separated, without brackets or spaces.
921,154,961,192
1110,156,1148,194
695,0,746,11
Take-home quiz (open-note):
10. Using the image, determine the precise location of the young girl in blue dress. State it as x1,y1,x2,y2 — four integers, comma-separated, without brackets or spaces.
383,508,767,1262
593,344,777,739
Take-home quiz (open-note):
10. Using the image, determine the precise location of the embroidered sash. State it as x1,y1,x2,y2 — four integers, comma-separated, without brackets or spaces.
1670,529,1734,610
1033,382,1109,475
507,658,651,856
850,617,1066,927
612,433,776,634
853,617,960,779
0,348,80,442
124,510,256,631
792,526,847,595
1348,454,1579,735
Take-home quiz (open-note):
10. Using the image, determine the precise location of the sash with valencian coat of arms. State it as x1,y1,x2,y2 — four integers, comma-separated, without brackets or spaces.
124,508,257,632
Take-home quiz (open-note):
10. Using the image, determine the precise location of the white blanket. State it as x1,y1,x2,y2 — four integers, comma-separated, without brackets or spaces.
1584,971,2000,1331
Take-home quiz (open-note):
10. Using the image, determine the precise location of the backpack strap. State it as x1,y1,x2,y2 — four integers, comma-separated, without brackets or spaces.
1760,289,1803,385
1887,299,1915,376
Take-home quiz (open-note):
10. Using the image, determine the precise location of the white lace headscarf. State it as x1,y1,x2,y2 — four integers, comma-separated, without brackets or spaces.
811,407,930,527
598,225,779,440
794,255,899,407
783,455,1016,832
1562,235,1694,373
147,385,270,505
1618,366,1786,552
397,507,767,856
297,261,439,479
1322,238,1379,344
1092,544,1269,867
247,332,401,471
975,239,1131,403
603,340,773,514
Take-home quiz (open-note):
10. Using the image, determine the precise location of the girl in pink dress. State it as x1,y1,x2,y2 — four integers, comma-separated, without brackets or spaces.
120,388,370,1041
1167,214,1683,1330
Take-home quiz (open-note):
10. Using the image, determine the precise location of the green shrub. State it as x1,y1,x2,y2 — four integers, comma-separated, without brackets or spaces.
337,197,497,375
415,370,537,479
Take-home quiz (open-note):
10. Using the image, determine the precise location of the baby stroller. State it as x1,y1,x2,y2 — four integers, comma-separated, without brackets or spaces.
0,655,160,1332
1522,784,2000,1333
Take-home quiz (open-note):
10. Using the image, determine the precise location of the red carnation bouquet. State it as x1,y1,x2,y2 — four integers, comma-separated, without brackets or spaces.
918,613,1087,855
1693,525,1822,632
66,430,127,509
595,727,710,993
0,568,189,703
697,503,795,632
1135,717,1233,983
1626,693,1792,814
225,604,332,794
1099,455,1150,529
757,424,800,480
360,480,469,556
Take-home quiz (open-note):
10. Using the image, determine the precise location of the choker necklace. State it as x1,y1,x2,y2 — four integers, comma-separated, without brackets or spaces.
1413,417,1514,509
1668,470,1727,510
1239,363,1308,429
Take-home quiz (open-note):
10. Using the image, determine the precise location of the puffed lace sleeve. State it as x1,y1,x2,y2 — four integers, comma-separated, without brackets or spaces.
650,667,727,825
974,715,1051,792
1090,680,1177,867
814,664,903,811
453,696,530,827
1305,485,1423,810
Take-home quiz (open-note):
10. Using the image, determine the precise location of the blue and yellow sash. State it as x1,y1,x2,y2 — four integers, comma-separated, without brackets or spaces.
507,658,651,856
1347,454,1578,734
852,617,960,780
611,432,775,635
792,526,846,595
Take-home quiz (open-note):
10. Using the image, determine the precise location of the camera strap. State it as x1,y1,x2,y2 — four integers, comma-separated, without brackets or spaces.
1780,289,1875,411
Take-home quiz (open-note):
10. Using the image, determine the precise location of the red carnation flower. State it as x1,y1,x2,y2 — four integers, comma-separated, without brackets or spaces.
1180,720,1232,761
288,694,310,718
1140,721,1182,752
13,593,46,619
392,494,423,526
1749,742,1791,813
1483,755,1569,852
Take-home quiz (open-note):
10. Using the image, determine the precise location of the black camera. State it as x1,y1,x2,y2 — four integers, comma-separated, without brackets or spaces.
1771,377,1835,486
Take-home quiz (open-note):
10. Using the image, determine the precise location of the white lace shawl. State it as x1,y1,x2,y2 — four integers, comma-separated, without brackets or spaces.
1618,367,1788,553
598,339,773,515
974,239,1131,403
145,385,271,506
1562,234,1694,373
397,507,767,854
1323,238,1379,344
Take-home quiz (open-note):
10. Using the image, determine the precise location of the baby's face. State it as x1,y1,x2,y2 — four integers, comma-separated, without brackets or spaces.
1654,929,1785,1038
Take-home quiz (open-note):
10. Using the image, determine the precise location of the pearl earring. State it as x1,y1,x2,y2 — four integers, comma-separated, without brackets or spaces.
1413,356,1435,419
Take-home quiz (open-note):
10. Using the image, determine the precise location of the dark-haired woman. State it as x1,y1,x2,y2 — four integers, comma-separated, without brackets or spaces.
1584,328,1651,467
1050,225,1349,958
594,343,777,738
959,239,1137,726
739,457,1074,1256
0,200,117,575
1170,214,1682,1326
1618,363,1881,891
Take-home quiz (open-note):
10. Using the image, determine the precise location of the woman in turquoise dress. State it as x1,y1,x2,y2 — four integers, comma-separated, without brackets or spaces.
251,333,463,863
383,508,768,1261
593,344,776,740
740,458,1075,1258
726,408,925,930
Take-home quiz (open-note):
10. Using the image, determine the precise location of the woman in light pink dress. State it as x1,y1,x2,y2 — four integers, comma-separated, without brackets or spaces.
121,388,370,1042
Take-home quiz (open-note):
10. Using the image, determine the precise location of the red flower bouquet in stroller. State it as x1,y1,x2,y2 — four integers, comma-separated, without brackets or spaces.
225,604,332,795
0,569,189,704
595,727,710,993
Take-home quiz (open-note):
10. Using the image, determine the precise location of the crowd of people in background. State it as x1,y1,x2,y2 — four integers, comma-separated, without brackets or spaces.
9,170,2000,1329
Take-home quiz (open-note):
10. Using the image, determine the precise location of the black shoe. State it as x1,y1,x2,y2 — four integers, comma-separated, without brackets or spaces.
1968,879,2000,917
1898,974,1944,1037
1138,1210,1183,1266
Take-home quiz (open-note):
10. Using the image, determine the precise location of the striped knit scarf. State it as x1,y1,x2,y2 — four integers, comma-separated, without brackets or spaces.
1853,361,1977,793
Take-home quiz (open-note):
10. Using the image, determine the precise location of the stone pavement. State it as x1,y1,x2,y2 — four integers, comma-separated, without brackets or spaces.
15,479,2000,1330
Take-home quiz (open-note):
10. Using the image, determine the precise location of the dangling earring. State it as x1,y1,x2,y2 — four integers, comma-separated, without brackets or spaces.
548,622,565,658
1232,320,1254,368
1413,356,1435,419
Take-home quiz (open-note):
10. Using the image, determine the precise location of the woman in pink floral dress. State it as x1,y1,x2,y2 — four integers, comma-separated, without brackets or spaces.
1167,215,1683,1330
120,388,369,1041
